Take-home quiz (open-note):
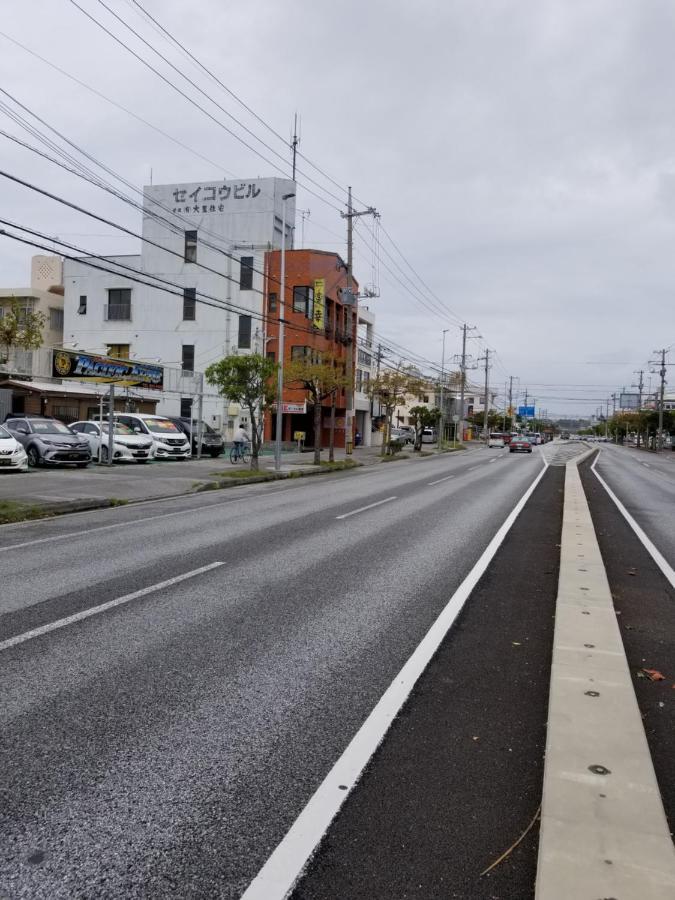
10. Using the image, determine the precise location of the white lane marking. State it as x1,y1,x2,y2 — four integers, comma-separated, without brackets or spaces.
642,462,651,468
489,458,497,463
428,474,455,486
335,496,397,520
241,455,549,900
468,466,479,471
0,562,225,653
591,452,675,589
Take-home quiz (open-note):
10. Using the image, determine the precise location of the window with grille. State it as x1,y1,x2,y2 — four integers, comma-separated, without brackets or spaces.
239,256,254,290
183,287,196,321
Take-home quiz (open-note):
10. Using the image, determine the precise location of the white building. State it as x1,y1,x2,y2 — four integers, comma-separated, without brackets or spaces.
355,305,379,446
0,255,64,380
63,177,295,434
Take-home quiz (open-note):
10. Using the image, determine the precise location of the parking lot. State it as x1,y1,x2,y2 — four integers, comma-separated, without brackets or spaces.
0,445,392,506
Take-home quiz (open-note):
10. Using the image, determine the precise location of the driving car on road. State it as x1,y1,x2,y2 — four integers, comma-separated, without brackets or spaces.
70,421,153,463
509,435,533,453
487,432,506,448
0,423,28,472
4,415,91,467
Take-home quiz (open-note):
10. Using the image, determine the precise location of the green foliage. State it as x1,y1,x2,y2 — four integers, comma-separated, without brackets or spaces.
367,365,424,454
0,299,47,362
408,404,441,450
205,353,277,469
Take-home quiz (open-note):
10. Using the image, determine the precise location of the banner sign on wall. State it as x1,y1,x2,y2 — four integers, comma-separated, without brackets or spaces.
313,278,325,330
52,349,164,389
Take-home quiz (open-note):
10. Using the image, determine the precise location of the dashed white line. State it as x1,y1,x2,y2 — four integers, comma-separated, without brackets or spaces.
642,462,651,468
489,458,498,463
0,562,225,653
335,496,397,520
428,475,456,486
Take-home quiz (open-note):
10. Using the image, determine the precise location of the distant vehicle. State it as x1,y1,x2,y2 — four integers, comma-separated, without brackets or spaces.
4,415,91,468
509,435,533,453
421,427,437,444
561,431,570,440
166,417,225,457
70,421,153,463
0,423,28,472
390,428,410,448
103,413,191,459
487,432,506,448
397,425,416,444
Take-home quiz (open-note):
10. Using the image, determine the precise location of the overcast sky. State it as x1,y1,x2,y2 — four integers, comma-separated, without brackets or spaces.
2,0,674,416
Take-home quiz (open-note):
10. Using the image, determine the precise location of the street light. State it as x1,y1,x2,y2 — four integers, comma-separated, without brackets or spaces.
274,192,295,473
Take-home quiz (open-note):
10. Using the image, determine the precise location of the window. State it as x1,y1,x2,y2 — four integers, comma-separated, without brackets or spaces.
183,287,196,321
467,397,474,405
293,285,314,317
182,344,195,372
106,288,131,321
266,350,275,362
237,314,252,349
268,293,277,313
77,295,87,315
184,230,198,263
49,307,64,331
180,397,193,418
356,369,363,392
107,344,130,359
239,256,254,291
291,345,310,362
423,395,429,404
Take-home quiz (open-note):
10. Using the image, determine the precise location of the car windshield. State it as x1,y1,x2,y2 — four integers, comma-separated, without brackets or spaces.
143,418,181,434
193,421,216,434
0,425,11,439
112,424,135,435
31,420,73,435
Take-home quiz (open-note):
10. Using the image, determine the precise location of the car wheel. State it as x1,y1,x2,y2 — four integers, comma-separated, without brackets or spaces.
101,445,109,462
27,446,41,467
209,450,221,458
137,459,149,464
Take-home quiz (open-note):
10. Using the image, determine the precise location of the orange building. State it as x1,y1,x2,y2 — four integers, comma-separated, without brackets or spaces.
264,249,358,449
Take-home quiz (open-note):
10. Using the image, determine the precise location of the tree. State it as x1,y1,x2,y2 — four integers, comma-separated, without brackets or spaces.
205,353,277,470
367,365,424,455
0,299,47,368
284,352,351,465
408,405,441,450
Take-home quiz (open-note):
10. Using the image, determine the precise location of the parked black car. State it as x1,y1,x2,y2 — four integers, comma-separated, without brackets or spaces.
4,414,91,467
166,417,224,458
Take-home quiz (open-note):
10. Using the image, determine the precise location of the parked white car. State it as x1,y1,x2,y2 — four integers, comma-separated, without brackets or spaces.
0,424,29,472
107,414,191,459
70,421,154,463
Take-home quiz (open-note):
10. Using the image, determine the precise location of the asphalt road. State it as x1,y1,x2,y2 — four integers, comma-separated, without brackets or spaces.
1,446,548,898
590,443,675,566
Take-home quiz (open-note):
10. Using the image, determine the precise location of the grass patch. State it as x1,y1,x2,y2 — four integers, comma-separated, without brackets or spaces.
319,459,360,470
210,468,271,479
108,498,129,507
0,500,54,525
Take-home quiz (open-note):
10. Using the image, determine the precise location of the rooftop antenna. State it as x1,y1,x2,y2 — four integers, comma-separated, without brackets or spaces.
299,209,311,248
291,112,300,181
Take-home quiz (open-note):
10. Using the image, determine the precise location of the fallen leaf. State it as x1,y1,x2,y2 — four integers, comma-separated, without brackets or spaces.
642,668,666,682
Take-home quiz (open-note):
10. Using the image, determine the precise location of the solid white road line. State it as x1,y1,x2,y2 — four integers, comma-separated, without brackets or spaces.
335,496,397,520
642,462,651,468
241,456,549,900
0,562,225,653
427,474,456,486
591,452,675,589
489,458,497,463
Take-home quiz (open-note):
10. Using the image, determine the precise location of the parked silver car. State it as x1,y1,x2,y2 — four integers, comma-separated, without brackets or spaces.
4,415,91,467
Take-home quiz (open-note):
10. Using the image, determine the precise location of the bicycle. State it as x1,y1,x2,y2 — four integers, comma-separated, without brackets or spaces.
229,442,251,464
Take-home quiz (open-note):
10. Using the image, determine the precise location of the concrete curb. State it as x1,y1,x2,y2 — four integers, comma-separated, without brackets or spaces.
535,452,675,899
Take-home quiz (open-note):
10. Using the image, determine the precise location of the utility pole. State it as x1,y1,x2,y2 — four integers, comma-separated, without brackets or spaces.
274,191,295,472
655,348,667,451
478,349,490,443
633,369,644,448
439,329,448,446
341,186,378,454
508,375,514,422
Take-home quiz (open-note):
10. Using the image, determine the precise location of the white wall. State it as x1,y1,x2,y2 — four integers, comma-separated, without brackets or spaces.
64,177,295,430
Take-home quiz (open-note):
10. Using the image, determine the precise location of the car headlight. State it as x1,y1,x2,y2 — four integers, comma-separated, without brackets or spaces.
12,446,26,456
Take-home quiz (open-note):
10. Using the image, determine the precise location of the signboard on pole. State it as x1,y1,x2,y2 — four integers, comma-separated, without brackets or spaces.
313,278,325,330
619,393,640,410
52,349,163,389
518,405,535,418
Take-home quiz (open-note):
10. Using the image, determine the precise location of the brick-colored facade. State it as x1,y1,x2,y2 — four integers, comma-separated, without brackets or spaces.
264,249,358,448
